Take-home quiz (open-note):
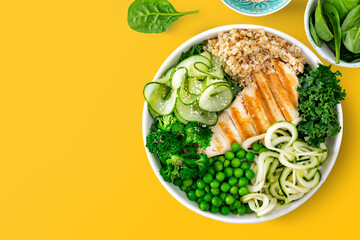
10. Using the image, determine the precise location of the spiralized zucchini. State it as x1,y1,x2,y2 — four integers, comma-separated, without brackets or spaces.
241,118,328,217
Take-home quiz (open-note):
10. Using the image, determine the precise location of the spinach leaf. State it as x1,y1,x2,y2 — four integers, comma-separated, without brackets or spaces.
310,14,323,47
179,40,207,62
341,4,360,31
315,0,334,42
324,0,349,20
342,0,360,11
297,64,346,147
323,3,342,63
340,45,360,62
127,0,199,34
343,25,360,53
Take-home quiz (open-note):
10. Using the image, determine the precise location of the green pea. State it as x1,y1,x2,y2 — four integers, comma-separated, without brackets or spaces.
238,187,249,196
195,188,205,198
210,205,220,213
231,142,242,152
203,193,212,202
220,206,231,215
231,158,241,168
180,185,188,192
252,142,263,152
196,198,203,204
210,179,220,188
196,179,206,189
224,167,233,177
209,157,215,165
241,161,250,170
210,188,220,196
246,204,253,213
245,152,255,162
207,166,215,175
211,196,222,207
238,177,249,187
218,156,225,163
237,204,246,215
173,179,182,186
187,190,197,201
236,149,246,159
245,169,255,180
214,161,223,172
230,186,238,195
220,182,231,192
228,176,238,186
223,160,230,168
191,182,197,189
225,151,235,160
199,201,210,211
225,195,235,205
233,200,241,209
204,185,210,193
215,172,226,182
220,192,227,201
183,179,193,187
234,168,244,178
203,173,213,184
259,148,268,154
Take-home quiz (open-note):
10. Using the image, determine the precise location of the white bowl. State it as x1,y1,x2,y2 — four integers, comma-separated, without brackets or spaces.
142,24,343,224
304,0,360,68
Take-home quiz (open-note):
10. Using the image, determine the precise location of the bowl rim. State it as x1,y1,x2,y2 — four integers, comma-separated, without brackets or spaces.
142,24,343,224
221,0,292,17
304,0,360,68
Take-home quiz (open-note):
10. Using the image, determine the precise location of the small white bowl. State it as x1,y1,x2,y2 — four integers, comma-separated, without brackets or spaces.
142,24,343,223
304,0,360,68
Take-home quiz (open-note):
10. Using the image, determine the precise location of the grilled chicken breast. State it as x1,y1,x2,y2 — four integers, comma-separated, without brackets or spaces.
202,60,300,157
226,96,257,141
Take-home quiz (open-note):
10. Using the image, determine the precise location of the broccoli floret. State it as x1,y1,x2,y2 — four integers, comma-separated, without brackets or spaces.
170,120,185,135
183,153,210,173
156,114,176,132
156,114,185,135
149,123,158,133
184,122,213,149
179,167,199,180
146,130,182,157
159,155,183,182
159,153,210,182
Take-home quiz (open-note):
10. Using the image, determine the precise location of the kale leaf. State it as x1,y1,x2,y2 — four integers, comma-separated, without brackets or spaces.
179,40,207,61
297,64,346,147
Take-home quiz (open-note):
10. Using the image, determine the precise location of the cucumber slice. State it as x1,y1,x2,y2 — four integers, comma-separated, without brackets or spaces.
176,55,211,79
178,78,197,105
206,77,227,86
200,51,212,61
143,82,176,116
155,76,170,85
188,77,207,95
174,108,188,124
165,67,175,79
198,83,233,112
148,105,159,118
175,100,217,126
171,68,187,90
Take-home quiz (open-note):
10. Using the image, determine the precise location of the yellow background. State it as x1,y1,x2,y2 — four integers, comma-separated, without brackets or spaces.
0,0,359,239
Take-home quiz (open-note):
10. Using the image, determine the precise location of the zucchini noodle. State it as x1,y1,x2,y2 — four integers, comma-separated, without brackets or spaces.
241,121,328,217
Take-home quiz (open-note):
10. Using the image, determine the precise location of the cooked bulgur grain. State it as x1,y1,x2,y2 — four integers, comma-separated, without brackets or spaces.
205,29,306,84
